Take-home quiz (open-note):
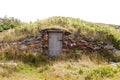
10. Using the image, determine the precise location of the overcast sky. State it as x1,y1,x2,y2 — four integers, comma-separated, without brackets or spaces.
0,0,120,25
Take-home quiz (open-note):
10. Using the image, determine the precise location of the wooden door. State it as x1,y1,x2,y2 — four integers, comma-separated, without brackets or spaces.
48,32,62,57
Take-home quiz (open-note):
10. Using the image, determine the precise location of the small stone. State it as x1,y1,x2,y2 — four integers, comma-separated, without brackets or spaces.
19,44,28,51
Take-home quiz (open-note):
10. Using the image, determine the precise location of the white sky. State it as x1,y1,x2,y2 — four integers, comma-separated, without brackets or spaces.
0,0,120,25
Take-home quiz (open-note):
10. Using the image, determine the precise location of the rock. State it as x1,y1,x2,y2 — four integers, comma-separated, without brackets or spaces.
0,33,119,54
104,44,114,50
113,49,120,54
36,36,41,40
34,41,41,44
19,44,28,51
80,40,87,43
0,62,17,66
109,62,117,67
93,46,101,50
26,37,35,42
12,42,17,46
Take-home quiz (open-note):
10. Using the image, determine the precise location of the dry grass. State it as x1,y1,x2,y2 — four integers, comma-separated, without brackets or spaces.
0,16,120,49
0,50,120,80
0,16,120,80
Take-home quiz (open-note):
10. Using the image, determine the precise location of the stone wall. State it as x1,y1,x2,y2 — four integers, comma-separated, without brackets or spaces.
0,33,120,55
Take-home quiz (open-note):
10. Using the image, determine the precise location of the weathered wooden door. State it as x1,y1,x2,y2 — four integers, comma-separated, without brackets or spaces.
48,32,62,57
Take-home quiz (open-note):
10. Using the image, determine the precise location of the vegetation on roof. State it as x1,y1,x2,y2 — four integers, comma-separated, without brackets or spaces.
0,16,120,80
0,16,120,49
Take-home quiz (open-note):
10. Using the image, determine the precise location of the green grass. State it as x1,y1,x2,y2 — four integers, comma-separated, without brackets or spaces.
0,51,120,80
85,66,119,80
0,57,120,80
0,16,120,80
0,16,120,49
0,16,22,32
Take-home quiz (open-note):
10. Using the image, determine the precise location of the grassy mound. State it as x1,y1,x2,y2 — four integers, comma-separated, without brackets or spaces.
0,16,120,49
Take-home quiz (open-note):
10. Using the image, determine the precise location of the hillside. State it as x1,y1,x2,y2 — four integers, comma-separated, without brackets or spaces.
0,16,120,49
96,23,120,29
0,16,120,80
